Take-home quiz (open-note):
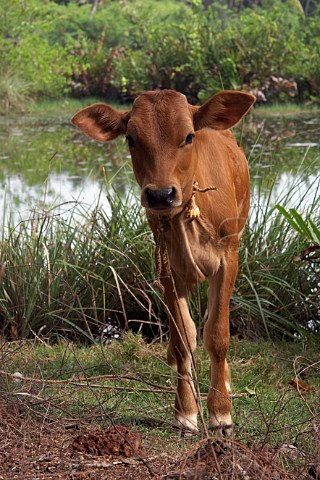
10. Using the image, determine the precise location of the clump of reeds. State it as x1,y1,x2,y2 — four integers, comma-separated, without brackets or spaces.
0,69,33,113
0,187,164,340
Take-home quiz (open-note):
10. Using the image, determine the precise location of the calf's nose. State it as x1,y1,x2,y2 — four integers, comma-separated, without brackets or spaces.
145,187,176,208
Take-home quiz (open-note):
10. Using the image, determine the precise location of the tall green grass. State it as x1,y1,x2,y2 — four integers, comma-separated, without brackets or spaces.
0,70,33,114
234,174,319,339
0,172,318,341
0,188,163,340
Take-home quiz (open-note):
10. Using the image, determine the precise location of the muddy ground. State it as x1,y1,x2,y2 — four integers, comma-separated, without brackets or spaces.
1,403,318,480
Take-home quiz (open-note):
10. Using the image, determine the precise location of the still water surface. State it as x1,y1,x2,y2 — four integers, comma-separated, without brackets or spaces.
0,111,319,225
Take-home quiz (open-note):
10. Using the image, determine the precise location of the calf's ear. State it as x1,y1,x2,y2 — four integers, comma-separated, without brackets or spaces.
71,104,130,142
193,91,255,131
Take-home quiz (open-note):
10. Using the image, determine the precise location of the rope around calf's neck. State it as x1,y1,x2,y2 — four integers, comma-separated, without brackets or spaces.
154,180,218,290
185,181,217,219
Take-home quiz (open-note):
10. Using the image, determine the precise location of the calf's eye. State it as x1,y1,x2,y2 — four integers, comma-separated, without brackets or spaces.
125,135,134,147
185,133,194,145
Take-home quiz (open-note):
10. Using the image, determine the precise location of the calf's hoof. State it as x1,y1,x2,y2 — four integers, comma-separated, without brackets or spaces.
208,413,233,437
173,413,198,437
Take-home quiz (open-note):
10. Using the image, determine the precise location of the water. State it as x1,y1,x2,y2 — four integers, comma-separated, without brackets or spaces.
0,113,132,224
245,114,320,212
0,111,319,225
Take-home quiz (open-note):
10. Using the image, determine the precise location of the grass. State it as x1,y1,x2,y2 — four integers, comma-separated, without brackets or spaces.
0,95,123,116
21,96,320,117
0,333,319,476
0,165,318,341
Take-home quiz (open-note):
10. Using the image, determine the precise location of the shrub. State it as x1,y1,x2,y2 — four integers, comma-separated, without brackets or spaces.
0,0,80,98
1,0,320,104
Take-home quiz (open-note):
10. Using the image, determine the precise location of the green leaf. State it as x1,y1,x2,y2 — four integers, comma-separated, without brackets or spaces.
308,218,320,244
275,205,304,235
245,387,256,396
289,208,313,239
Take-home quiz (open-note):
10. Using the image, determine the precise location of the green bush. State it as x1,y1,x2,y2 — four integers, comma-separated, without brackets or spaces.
110,0,320,103
213,3,314,97
1,0,320,106
0,0,80,101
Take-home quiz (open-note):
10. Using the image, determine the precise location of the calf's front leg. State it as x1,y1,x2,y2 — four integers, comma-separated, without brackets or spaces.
204,250,238,435
162,274,198,433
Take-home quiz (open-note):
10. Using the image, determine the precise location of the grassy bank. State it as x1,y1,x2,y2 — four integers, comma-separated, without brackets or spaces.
254,102,319,117
21,96,320,117
24,96,120,116
254,102,320,116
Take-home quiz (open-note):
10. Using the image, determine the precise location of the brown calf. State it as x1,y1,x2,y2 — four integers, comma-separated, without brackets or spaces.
72,90,255,435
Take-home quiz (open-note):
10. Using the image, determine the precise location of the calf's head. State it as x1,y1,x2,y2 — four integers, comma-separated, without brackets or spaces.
72,90,255,216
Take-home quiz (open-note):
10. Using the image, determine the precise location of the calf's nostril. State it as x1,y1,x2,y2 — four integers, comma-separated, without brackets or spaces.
171,187,176,196
145,188,157,206
166,187,176,204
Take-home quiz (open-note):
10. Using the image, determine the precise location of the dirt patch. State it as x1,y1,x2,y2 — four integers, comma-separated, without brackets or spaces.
0,403,175,479
0,403,316,479
72,426,143,458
